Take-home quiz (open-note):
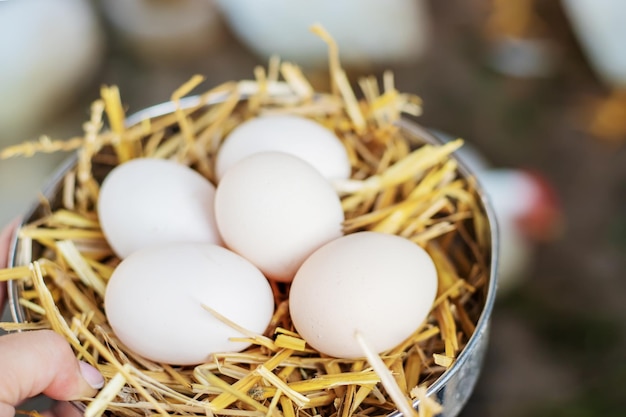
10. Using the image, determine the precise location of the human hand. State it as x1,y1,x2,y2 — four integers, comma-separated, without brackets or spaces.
0,222,104,417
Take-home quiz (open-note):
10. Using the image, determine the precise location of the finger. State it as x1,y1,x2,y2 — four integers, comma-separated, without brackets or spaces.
0,330,103,408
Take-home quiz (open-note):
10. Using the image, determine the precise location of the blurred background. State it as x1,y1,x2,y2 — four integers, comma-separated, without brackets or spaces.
1,0,625,416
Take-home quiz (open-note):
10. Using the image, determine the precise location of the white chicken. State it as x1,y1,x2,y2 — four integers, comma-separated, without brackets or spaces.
213,0,432,68
432,130,562,295
562,0,626,88
561,0,626,143
0,0,104,228
0,0,104,141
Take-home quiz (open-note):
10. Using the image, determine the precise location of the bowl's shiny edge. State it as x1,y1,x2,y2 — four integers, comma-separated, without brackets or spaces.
7,94,500,416
124,95,206,127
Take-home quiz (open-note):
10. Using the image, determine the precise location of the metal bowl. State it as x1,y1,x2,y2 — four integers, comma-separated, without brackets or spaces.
8,92,498,417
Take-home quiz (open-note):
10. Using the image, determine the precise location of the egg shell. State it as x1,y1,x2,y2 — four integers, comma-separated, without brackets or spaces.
289,231,438,358
215,114,351,180
214,151,345,282
98,158,221,258
104,242,275,365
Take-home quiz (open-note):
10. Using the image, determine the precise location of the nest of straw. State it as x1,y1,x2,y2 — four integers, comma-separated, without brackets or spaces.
0,26,492,417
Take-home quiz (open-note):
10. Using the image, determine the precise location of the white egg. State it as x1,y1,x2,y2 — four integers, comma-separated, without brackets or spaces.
98,158,220,258
104,242,275,365
215,115,351,180
289,231,438,358
215,151,345,282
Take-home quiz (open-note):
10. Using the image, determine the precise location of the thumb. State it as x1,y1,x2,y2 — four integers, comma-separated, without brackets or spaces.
0,330,103,409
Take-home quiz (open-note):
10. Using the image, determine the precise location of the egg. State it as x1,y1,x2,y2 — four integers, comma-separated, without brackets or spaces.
215,151,344,282
104,242,275,365
215,114,351,181
98,158,221,258
289,231,438,358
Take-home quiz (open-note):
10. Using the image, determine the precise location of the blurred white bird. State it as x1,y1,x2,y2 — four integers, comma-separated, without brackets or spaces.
0,0,104,142
213,0,432,68
431,130,562,294
562,0,626,87
0,0,104,228
562,0,626,144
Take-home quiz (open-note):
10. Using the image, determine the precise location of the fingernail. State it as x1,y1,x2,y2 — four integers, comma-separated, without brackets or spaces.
79,361,104,389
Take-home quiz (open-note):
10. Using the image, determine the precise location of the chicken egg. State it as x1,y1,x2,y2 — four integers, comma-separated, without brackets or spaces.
98,158,221,258
289,231,438,358
104,242,275,365
215,114,351,180
215,151,344,282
